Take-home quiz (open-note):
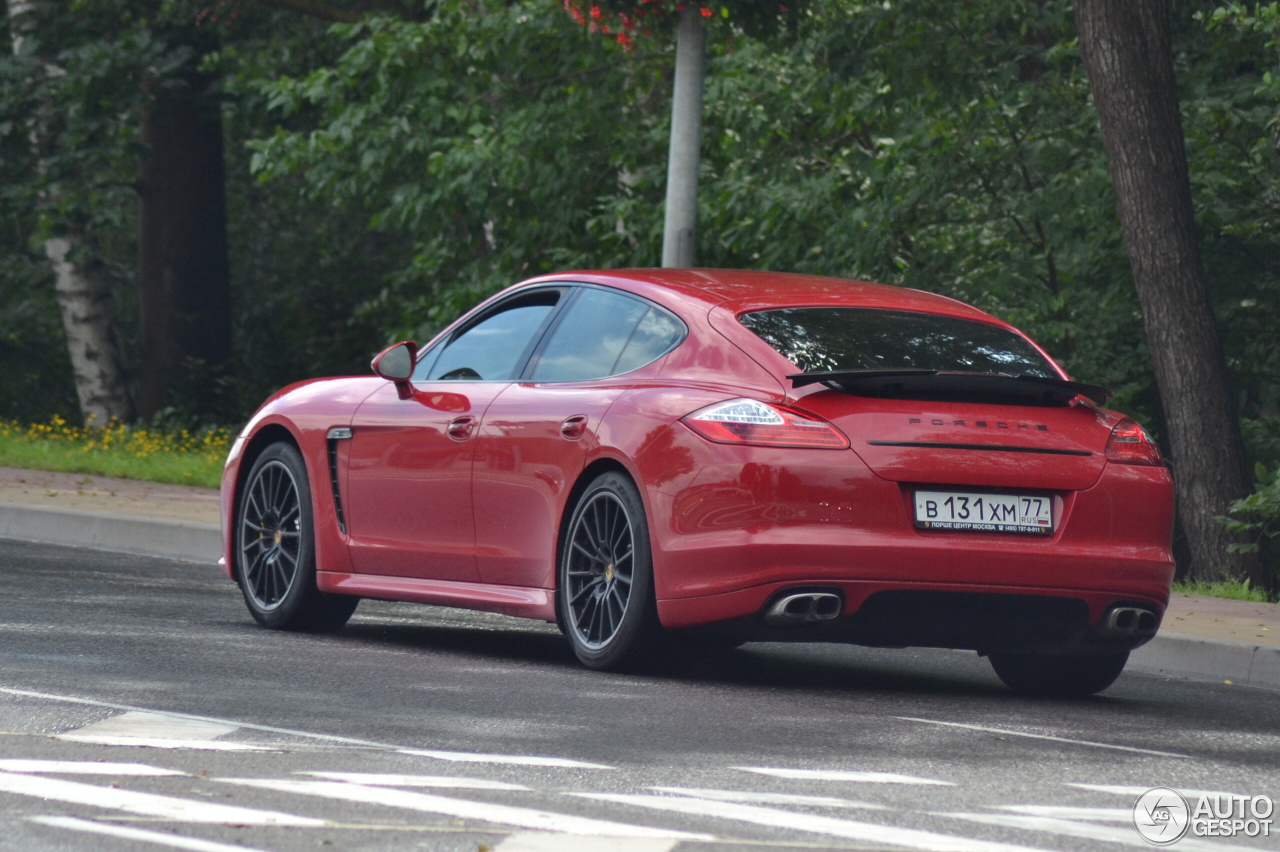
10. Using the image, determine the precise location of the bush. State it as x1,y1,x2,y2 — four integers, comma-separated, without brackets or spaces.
1222,462,1280,594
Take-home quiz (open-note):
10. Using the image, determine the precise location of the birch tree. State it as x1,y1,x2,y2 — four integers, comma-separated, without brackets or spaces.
7,0,134,426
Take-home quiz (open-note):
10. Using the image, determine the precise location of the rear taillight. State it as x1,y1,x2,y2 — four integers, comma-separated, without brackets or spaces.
682,399,849,449
1105,417,1162,466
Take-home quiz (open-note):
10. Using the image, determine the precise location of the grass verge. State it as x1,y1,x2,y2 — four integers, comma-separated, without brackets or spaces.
0,417,231,489
1172,578,1273,603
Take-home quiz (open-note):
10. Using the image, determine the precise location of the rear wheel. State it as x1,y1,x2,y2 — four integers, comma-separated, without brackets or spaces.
236,442,358,632
988,650,1128,697
559,472,661,671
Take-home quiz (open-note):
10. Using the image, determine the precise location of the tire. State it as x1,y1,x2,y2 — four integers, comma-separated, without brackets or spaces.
989,650,1129,698
235,442,358,632
558,471,662,671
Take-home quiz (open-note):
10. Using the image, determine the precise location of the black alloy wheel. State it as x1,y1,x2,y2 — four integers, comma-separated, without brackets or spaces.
559,471,660,670
236,442,357,632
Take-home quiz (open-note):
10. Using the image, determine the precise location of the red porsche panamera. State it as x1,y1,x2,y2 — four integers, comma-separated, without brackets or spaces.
220,269,1175,696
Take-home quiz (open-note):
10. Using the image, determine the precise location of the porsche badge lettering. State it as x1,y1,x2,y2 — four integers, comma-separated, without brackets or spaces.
909,417,1049,431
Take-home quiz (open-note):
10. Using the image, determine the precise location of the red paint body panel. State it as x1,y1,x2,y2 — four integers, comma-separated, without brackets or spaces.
473,381,625,588
321,571,556,621
221,269,1176,648
801,393,1112,490
345,381,506,582
220,376,380,581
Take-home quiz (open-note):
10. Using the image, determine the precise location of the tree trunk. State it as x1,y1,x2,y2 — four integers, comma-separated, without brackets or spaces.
136,41,233,420
1074,0,1264,589
8,0,135,426
45,237,136,425
661,6,706,268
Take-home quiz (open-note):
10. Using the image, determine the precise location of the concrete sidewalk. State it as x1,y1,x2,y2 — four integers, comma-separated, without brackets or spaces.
1,465,1276,690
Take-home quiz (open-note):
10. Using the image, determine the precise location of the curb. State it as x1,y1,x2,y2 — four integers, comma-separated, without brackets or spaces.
0,503,220,565
1128,634,1280,690
0,501,1275,691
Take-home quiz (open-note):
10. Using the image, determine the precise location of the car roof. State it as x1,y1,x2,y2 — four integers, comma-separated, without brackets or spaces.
518,268,1002,325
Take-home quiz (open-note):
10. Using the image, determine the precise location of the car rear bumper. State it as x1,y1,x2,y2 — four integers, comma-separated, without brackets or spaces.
644,435,1173,654
658,579,1168,654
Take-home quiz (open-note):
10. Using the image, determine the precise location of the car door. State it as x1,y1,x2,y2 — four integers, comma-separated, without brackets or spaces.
473,285,686,588
344,290,562,581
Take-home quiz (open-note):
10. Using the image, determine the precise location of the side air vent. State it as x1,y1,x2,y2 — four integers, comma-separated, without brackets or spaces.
325,427,352,535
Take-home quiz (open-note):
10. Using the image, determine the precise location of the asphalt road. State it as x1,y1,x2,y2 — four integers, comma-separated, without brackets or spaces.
0,539,1276,852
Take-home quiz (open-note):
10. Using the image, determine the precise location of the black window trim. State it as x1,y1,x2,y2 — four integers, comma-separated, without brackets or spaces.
413,285,569,383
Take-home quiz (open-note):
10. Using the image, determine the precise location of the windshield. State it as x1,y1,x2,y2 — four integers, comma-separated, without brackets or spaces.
739,307,1057,378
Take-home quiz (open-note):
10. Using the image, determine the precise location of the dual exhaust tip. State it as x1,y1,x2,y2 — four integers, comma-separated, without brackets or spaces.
764,590,843,626
1103,605,1158,637
763,594,1157,637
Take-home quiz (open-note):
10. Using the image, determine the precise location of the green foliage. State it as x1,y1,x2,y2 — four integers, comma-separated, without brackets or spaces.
1172,576,1274,602
248,2,672,344
0,1,407,422
1191,1,1280,468
0,1,215,422
691,0,1154,418
1223,462,1280,557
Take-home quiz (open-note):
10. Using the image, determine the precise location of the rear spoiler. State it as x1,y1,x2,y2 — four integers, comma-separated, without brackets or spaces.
788,370,1112,407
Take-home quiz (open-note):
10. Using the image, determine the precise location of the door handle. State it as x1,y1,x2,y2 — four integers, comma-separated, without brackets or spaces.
447,416,476,441
560,415,588,441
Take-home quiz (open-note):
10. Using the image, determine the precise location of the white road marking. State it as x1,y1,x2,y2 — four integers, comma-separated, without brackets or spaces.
30,816,275,852
0,686,410,750
55,710,275,752
304,771,528,790
736,767,954,785
0,760,185,776
577,793,1054,852
895,717,1190,759
399,749,612,769
0,687,614,768
58,735,277,752
1069,783,1261,799
495,833,680,852
217,777,709,839
0,772,323,826
654,787,887,809
993,805,1131,822
942,812,1259,852
65,711,237,741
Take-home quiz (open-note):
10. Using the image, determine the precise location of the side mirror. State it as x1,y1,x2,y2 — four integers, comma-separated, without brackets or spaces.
371,341,417,397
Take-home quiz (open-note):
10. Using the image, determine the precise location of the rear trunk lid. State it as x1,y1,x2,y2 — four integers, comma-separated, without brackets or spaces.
800,390,1109,490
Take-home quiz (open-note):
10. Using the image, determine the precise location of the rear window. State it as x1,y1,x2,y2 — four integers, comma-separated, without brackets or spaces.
739,308,1056,378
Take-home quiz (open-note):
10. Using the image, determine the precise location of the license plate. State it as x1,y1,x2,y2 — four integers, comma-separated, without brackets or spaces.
914,490,1053,535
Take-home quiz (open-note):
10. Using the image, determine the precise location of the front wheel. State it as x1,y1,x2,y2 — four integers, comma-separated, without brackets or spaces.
236,442,358,632
988,650,1129,697
558,471,662,671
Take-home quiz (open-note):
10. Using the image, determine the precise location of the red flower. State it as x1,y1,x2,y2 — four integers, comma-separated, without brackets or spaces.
700,6,712,16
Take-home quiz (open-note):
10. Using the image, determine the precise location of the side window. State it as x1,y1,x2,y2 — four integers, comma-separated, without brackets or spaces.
530,288,684,382
613,306,684,374
418,302,555,382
